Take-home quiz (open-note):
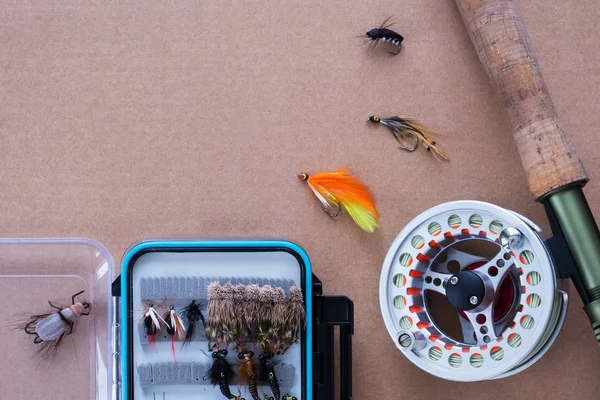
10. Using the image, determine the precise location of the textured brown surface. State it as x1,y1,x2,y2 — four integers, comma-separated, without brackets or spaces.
1,0,600,399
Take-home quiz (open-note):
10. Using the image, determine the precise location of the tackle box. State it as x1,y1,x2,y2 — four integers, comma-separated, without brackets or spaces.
0,238,353,400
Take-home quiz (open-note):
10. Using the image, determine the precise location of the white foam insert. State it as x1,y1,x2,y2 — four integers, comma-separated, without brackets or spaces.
131,250,304,400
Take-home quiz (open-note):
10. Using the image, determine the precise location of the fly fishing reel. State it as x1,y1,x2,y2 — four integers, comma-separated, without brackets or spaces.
379,201,568,381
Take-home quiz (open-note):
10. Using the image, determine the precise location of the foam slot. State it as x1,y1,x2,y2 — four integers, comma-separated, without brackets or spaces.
137,362,296,387
140,276,296,300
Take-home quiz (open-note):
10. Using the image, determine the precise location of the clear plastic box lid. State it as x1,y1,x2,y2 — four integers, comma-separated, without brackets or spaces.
0,239,114,399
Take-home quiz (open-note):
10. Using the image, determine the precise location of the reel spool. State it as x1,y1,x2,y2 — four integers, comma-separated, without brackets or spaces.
379,201,568,381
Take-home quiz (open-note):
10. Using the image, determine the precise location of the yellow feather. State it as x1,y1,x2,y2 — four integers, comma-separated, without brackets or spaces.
343,202,379,232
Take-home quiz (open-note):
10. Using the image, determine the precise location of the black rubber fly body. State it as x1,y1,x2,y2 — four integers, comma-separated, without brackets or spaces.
209,349,242,399
365,16,404,55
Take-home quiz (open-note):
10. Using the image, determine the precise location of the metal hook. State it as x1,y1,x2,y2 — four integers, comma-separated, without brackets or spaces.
235,387,247,400
390,129,418,152
388,43,402,56
394,134,419,152
398,140,419,152
322,202,342,218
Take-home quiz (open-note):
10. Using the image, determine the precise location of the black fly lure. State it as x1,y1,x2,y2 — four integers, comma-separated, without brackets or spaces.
180,300,205,345
365,16,404,55
209,349,240,399
257,352,280,400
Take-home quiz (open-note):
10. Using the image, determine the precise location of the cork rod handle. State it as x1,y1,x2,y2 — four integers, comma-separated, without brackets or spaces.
455,0,588,200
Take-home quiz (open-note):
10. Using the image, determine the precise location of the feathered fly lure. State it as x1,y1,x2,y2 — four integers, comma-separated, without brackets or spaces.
143,301,168,344
270,287,286,352
206,282,224,348
368,115,449,161
257,285,275,329
180,300,205,346
277,285,306,355
298,167,379,232
163,305,186,359
257,352,280,400
272,287,286,329
221,283,236,327
207,282,239,349
209,349,239,399
220,283,238,347
17,290,91,360
365,16,403,55
243,284,261,338
232,284,247,348
255,285,277,350
238,350,260,400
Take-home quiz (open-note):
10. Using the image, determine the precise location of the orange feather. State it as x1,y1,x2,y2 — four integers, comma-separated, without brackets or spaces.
299,167,379,232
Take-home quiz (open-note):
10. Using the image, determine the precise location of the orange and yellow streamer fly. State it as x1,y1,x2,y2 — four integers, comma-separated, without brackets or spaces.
298,167,379,232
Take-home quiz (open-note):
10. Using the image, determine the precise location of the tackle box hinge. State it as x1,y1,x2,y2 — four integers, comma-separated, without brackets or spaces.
111,276,122,400
112,275,121,297
312,274,354,400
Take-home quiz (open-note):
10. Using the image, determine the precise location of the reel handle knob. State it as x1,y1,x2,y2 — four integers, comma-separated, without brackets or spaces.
396,330,426,352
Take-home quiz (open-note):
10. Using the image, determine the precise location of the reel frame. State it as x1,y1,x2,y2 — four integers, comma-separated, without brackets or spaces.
379,201,568,381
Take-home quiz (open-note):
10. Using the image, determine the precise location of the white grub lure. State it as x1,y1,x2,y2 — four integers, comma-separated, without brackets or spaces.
368,115,450,161
143,302,168,344
365,16,403,55
164,305,186,360
20,290,91,359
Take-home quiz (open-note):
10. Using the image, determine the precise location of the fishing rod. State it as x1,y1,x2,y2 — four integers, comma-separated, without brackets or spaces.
455,0,600,345
379,0,600,381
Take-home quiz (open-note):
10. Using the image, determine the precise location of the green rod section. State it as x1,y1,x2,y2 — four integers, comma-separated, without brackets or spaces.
548,186,600,344
548,187,600,294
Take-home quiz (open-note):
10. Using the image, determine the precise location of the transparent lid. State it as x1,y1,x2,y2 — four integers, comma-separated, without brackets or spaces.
0,239,114,399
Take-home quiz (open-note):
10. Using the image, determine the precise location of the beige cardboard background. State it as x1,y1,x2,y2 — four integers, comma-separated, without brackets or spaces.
1,0,600,398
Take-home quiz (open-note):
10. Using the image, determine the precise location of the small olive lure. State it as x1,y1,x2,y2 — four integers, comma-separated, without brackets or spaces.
20,290,91,359
281,394,298,400
368,115,450,161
